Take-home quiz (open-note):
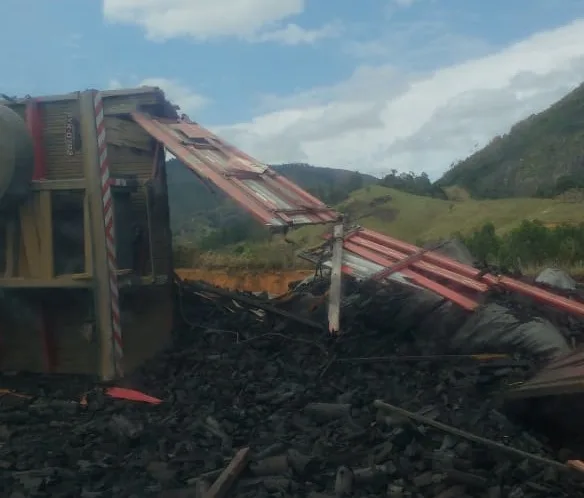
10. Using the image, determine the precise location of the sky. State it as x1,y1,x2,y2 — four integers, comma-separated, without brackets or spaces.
2,1,584,179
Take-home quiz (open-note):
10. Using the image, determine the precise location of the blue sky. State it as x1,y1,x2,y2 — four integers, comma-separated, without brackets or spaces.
3,0,584,177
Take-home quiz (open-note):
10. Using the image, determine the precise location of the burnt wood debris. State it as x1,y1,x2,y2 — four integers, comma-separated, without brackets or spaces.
1,277,584,497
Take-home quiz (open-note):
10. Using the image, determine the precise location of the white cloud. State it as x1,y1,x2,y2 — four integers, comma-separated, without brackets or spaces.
211,20,584,179
108,77,209,116
102,0,338,44
252,21,342,46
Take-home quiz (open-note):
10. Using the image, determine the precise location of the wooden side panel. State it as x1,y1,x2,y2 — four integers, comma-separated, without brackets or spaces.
0,291,44,372
50,290,97,375
106,132,172,280
149,179,173,277
121,285,173,373
0,289,97,375
0,89,174,378
103,92,162,116
41,99,83,180
107,137,153,177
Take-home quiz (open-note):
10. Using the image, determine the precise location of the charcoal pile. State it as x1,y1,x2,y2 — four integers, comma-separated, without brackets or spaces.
0,279,583,497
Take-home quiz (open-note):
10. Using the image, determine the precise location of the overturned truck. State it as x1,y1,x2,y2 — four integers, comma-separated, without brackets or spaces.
0,87,338,380
1,86,584,434
3,86,584,496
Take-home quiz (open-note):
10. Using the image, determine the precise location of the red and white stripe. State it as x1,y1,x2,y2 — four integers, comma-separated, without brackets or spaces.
94,92,124,376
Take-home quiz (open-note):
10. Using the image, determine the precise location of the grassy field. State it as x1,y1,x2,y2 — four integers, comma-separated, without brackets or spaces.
290,185,584,245
175,185,584,270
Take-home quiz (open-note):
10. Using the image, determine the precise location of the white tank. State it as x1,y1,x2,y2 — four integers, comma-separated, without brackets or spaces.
0,104,34,212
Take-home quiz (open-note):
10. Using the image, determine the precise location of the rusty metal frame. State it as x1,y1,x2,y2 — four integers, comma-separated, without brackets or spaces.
356,229,584,318
341,241,480,311
130,112,339,229
348,231,489,293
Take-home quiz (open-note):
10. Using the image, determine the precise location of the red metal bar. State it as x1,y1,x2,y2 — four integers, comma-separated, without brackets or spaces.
343,242,479,311
489,275,584,318
25,99,47,180
215,130,337,224
132,113,339,227
39,304,56,372
174,120,260,171
347,236,489,293
132,113,277,225
341,264,353,274
357,228,584,318
370,248,428,281
358,229,482,279
163,117,334,222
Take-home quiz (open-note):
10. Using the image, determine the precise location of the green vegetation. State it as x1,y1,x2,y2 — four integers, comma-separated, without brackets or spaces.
290,185,584,245
379,170,446,199
173,182,584,271
438,81,584,198
459,220,584,275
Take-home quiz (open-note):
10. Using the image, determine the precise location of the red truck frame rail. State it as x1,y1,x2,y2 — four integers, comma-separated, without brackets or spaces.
132,112,339,229
302,226,584,317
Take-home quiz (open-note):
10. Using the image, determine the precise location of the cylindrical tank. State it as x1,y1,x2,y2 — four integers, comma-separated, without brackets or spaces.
0,104,34,212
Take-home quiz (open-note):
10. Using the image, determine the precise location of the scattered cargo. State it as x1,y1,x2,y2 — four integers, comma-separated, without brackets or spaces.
0,280,583,497
2,86,584,496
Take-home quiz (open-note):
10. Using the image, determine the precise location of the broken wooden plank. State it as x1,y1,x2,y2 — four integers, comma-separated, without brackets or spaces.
373,400,572,473
205,447,251,498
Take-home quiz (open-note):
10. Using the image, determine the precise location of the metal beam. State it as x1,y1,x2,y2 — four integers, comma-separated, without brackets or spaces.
328,220,344,334
79,90,117,381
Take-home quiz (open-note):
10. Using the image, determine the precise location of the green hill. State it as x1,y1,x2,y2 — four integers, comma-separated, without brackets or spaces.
290,185,584,247
174,183,584,272
438,81,584,198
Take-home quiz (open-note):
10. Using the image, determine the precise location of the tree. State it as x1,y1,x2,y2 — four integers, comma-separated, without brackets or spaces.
347,171,364,192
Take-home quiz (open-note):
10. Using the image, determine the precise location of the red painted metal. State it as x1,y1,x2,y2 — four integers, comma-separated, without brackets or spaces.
370,248,429,281
484,275,584,318
24,100,54,371
24,99,47,180
343,241,480,311
106,387,163,404
345,231,489,293
131,113,339,228
358,229,482,278
355,228,584,318
95,92,124,377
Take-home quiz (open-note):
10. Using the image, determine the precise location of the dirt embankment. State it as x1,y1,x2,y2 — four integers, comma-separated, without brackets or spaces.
175,268,313,295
